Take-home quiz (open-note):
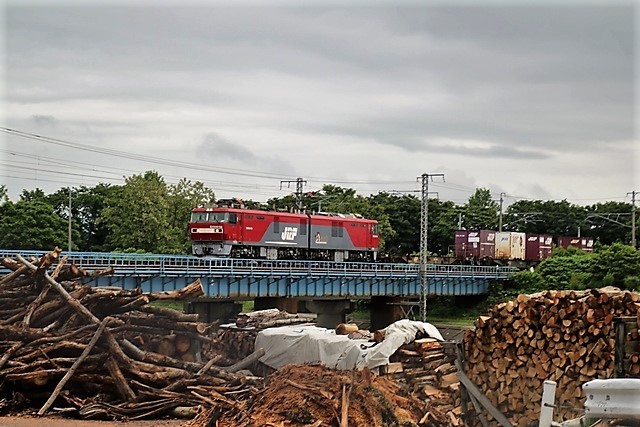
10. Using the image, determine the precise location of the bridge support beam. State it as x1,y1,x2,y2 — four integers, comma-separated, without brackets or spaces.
254,297,300,314
304,299,352,329
370,296,416,331
185,300,242,325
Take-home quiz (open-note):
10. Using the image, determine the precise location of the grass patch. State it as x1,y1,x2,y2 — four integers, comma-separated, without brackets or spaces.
424,316,475,327
241,300,254,313
149,300,185,312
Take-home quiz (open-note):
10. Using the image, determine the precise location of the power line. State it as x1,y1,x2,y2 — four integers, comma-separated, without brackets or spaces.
1,127,418,186
1,127,292,180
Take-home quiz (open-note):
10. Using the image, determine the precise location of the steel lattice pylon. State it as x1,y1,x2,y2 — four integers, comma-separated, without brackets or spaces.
417,172,444,321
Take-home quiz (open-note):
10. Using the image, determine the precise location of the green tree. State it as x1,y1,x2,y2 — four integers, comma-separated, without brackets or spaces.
20,188,47,202
427,199,460,255
368,192,420,257
463,188,499,230
0,185,8,204
48,184,122,251
0,200,70,249
504,199,586,235
584,201,633,246
590,243,640,288
100,171,173,253
167,178,215,252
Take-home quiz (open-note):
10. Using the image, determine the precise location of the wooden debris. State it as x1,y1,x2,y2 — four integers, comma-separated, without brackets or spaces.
0,249,257,421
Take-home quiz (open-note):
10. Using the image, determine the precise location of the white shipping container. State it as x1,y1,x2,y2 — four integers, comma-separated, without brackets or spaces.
495,232,511,259
510,232,526,260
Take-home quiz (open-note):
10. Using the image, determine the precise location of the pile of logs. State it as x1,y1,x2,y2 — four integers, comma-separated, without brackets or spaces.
0,248,261,420
214,308,316,363
387,338,462,426
464,288,640,427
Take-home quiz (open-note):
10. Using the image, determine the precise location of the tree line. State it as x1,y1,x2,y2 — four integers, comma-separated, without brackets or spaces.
0,171,637,257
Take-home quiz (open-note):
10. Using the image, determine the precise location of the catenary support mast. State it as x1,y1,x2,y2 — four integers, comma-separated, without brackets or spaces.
417,172,445,321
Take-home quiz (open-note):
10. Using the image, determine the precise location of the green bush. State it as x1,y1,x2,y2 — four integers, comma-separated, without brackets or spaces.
591,243,640,288
568,272,591,290
624,276,640,291
602,272,616,287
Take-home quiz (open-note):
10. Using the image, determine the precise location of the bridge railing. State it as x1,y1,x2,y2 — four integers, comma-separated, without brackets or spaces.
0,250,517,279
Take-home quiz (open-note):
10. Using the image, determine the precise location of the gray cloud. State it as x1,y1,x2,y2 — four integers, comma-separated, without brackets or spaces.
198,132,297,177
31,115,58,127
3,3,636,203
200,133,258,162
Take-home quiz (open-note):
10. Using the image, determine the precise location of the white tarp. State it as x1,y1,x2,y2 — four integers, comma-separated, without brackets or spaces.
255,319,443,371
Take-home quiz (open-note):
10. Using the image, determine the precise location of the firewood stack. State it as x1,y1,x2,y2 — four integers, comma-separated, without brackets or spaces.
386,338,462,426
0,248,259,420
464,288,640,427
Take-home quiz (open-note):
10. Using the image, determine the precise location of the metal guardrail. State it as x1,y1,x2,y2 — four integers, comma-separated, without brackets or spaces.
0,250,517,279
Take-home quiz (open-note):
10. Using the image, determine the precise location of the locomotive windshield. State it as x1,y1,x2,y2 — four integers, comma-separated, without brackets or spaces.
190,212,231,223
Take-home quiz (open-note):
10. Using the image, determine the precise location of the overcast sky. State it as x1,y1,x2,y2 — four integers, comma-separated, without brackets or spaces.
2,1,637,207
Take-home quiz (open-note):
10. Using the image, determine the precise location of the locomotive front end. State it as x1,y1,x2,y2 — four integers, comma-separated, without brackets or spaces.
189,208,235,256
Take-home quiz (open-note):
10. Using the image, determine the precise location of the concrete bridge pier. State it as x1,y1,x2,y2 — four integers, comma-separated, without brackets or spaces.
305,299,352,328
370,296,417,331
185,300,242,325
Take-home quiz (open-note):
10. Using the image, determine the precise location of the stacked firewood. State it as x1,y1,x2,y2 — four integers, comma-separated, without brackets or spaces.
387,338,462,426
0,248,260,420
213,308,316,363
464,288,640,427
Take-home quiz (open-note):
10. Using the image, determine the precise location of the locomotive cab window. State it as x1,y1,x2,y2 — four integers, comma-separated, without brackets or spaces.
372,224,379,234
191,212,208,222
228,213,238,224
202,212,231,223
300,219,307,235
273,218,280,233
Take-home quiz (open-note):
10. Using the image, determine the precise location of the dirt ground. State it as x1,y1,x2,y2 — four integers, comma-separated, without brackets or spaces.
0,416,185,427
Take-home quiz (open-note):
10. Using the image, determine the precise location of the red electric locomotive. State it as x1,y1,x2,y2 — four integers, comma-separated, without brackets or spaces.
189,200,379,261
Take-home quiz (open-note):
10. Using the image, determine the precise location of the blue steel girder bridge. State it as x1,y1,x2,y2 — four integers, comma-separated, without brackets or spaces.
0,250,517,298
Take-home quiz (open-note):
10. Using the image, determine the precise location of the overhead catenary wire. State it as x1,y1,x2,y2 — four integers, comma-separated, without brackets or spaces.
1,127,415,185
1,127,631,204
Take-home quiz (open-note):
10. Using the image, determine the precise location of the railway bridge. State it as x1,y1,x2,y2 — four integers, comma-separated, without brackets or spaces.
0,250,517,328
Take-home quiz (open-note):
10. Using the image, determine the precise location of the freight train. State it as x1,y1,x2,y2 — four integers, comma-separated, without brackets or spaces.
453,230,594,265
189,200,379,261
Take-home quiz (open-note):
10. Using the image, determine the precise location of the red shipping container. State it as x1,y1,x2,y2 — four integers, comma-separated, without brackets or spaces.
478,230,496,259
466,231,481,258
580,237,594,252
557,236,582,250
454,230,470,260
525,234,553,261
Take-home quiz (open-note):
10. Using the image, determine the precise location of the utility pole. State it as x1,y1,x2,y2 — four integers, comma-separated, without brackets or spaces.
280,177,307,212
628,190,638,248
68,187,72,252
499,192,506,232
417,172,445,321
